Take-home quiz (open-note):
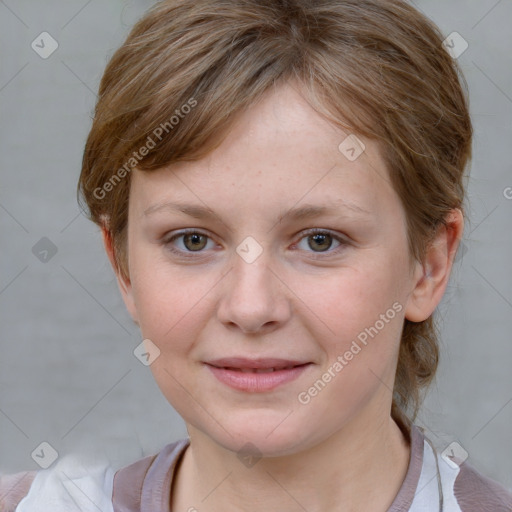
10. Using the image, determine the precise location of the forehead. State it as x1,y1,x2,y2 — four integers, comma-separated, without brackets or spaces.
130,82,399,222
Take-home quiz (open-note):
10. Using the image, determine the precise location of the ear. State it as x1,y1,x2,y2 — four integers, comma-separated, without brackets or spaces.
101,226,139,325
404,209,464,322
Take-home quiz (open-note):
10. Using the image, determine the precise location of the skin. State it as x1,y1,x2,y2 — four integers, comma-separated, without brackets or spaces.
102,81,463,512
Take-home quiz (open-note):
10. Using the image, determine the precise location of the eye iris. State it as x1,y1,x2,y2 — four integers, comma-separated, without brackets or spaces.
308,233,331,252
184,233,207,251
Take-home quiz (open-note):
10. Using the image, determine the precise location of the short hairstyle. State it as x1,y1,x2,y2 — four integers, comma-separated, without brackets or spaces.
78,0,472,433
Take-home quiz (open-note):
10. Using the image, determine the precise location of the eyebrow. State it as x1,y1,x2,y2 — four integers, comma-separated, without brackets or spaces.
142,200,372,222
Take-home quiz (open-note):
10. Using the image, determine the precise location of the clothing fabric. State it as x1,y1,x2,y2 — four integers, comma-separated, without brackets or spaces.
1,424,511,511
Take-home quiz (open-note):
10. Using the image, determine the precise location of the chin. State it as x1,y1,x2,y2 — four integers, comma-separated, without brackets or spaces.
202,419,311,459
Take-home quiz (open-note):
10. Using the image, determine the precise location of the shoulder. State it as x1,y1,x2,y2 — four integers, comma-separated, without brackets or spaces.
0,470,38,512
452,459,512,511
428,434,512,512
408,425,512,512
0,452,115,512
0,438,190,512
113,437,190,511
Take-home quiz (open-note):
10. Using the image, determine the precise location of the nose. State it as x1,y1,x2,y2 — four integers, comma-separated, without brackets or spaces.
216,247,292,334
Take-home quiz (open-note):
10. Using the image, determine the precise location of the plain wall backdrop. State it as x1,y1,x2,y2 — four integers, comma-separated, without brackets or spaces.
1,0,511,490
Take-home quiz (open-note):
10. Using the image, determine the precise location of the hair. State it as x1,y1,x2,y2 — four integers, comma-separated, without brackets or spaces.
78,0,472,437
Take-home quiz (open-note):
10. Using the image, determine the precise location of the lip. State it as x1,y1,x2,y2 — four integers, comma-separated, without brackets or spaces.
205,357,310,370
204,359,313,392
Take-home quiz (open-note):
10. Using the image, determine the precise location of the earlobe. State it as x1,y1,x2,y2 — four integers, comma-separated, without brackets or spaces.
404,209,464,323
100,226,139,325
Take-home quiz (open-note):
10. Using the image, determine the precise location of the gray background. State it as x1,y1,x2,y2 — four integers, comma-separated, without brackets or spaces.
1,0,511,490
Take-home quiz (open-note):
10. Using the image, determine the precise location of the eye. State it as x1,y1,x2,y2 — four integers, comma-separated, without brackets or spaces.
294,229,348,258
163,228,348,259
164,229,216,257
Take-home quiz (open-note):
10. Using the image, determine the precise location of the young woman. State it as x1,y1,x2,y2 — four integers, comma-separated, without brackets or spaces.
2,0,511,510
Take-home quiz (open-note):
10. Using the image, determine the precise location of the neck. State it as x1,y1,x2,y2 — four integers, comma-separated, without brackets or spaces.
171,411,411,512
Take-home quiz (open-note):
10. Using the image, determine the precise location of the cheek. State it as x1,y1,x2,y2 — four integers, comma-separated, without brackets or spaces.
295,263,403,342
130,254,217,354
299,267,404,410
293,262,406,405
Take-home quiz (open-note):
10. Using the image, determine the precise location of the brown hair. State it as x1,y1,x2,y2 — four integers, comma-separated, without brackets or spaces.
78,0,472,434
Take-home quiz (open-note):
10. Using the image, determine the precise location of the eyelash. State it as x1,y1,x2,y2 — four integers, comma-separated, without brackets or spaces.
162,228,349,260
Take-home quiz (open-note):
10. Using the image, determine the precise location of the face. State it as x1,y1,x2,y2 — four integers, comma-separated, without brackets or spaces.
117,82,425,456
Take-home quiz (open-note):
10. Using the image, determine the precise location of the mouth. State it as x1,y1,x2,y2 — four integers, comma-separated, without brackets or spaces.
209,364,307,373
204,359,313,392
205,357,311,370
